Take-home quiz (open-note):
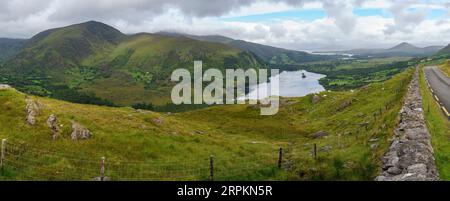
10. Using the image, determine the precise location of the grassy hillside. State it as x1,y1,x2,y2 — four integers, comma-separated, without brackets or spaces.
419,67,450,180
0,68,413,181
0,38,26,63
0,21,264,107
438,60,450,76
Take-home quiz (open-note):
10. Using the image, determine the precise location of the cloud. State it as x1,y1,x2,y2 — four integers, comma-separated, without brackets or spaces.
384,0,427,35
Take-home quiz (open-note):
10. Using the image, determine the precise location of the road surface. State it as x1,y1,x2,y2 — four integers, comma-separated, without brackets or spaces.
424,66,450,118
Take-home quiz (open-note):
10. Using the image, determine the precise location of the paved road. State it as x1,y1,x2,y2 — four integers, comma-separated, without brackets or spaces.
424,66,450,117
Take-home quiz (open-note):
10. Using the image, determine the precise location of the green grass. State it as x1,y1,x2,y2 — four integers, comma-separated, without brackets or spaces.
419,67,450,180
438,60,450,77
0,68,414,181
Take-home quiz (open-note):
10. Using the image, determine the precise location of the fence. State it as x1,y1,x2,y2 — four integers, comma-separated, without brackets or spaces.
0,139,282,181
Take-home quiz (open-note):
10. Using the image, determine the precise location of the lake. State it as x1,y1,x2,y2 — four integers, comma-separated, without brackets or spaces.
239,70,326,100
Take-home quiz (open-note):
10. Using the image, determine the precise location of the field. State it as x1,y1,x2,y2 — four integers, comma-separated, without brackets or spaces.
419,66,450,180
0,68,413,181
277,57,413,91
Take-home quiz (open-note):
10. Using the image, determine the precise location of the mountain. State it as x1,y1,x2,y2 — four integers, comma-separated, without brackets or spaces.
0,38,26,63
1,21,265,106
157,32,341,64
318,42,443,57
437,43,450,54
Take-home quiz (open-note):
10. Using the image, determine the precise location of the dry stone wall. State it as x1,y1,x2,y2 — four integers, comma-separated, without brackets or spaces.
376,69,439,181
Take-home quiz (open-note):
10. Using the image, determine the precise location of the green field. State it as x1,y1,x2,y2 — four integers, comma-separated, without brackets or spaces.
0,68,413,181
277,57,413,91
419,66,450,180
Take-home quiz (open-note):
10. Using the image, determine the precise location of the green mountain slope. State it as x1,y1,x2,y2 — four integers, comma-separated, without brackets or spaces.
0,69,414,180
437,43,450,55
157,32,340,64
1,21,264,106
0,38,26,63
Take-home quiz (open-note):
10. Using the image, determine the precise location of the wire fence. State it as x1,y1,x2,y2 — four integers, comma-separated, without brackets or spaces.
0,139,281,181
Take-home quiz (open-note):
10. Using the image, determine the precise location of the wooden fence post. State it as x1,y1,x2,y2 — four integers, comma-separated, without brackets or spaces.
278,148,283,169
313,144,317,159
209,155,214,181
1,139,6,170
100,156,105,181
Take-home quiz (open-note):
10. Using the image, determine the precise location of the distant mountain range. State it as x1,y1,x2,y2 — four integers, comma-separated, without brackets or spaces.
316,42,444,57
157,31,340,64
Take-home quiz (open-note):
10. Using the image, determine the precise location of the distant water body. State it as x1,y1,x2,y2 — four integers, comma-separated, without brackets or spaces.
240,70,326,100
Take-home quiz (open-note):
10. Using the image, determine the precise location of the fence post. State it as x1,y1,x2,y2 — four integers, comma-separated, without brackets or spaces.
313,144,317,159
278,147,283,169
1,139,6,170
209,155,214,181
100,156,105,181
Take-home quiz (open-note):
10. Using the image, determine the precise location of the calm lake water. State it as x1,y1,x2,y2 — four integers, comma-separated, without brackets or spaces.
240,70,326,100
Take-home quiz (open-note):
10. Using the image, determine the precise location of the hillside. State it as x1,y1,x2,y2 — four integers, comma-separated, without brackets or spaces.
157,32,340,64
0,21,264,106
437,44,450,55
0,38,26,63
0,69,414,181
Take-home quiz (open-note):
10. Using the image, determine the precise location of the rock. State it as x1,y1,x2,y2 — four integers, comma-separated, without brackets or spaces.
0,84,12,90
370,143,378,150
309,131,329,139
376,69,439,181
25,99,40,125
336,99,353,112
319,145,332,152
71,122,92,140
152,117,164,125
369,138,379,142
387,167,402,175
312,95,322,104
194,130,205,135
407,164,427,175
46,114,59,140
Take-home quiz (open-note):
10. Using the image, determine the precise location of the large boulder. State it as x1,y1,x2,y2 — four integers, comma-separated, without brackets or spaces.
25,99,40,125
47,114,59,140
71,122,92,140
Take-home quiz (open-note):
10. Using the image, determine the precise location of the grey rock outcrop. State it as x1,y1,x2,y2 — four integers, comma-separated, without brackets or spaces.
0,84,12,90
71,122,92,140
376,69,439,181
25,99,40,125
47,114,59,140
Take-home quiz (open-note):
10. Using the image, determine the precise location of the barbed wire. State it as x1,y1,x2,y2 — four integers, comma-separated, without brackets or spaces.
0,138,281,181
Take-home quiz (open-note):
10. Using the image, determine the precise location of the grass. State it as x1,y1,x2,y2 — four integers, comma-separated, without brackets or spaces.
438,60,450,77
0,68,414,181
419,66,450,180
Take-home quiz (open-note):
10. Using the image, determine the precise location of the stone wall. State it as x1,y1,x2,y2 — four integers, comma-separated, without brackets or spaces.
376,69,440,181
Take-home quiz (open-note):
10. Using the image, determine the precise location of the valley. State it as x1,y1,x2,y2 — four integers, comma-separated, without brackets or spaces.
0,21,449,181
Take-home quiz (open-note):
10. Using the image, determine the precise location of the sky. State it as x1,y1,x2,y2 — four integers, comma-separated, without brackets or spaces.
0,0,449,51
